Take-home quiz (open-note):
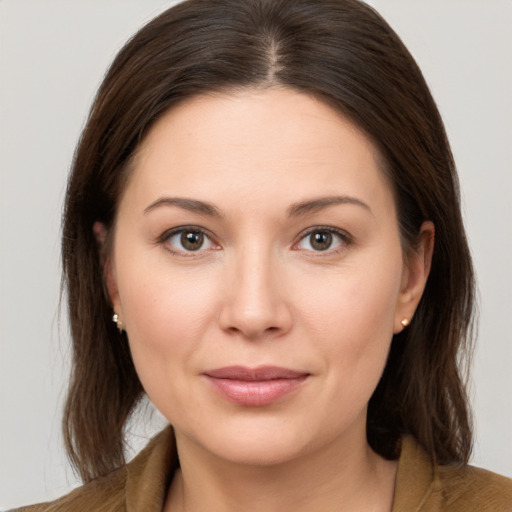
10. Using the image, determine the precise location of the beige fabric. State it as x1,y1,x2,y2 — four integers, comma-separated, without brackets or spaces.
13,428,512,511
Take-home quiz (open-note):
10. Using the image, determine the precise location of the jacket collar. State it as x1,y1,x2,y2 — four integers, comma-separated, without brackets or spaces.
392,436,441,512
126,427,178,512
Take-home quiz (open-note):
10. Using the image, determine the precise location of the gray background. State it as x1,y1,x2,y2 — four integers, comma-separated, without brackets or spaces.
1,0,511,508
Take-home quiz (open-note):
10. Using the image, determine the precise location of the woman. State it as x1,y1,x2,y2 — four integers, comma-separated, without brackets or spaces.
14,0,512,510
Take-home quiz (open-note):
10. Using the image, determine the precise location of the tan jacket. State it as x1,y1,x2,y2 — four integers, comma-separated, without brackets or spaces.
14,428,512,511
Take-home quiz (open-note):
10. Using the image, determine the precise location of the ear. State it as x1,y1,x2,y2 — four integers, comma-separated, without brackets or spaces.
394,221,435,333
93,221,122,316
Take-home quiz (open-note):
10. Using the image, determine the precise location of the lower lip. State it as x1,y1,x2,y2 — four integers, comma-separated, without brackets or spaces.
205,376,308,406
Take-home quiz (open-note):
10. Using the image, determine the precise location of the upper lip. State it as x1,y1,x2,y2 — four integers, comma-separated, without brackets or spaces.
204,366,309,381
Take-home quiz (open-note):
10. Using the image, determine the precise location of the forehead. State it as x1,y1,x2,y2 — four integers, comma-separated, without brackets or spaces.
121,87,394,217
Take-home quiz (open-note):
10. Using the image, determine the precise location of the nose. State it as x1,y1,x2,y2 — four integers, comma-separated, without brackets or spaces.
218,248,293,341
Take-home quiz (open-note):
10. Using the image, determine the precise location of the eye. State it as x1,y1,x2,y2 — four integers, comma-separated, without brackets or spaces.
163,227,218,254
295,228,349,252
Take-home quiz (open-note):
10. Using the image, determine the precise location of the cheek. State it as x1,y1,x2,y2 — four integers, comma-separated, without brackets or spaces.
296,258,402,339
115,255,219,390
294,255,402,384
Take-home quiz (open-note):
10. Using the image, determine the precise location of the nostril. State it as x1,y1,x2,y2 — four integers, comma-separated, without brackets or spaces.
217,282,293,339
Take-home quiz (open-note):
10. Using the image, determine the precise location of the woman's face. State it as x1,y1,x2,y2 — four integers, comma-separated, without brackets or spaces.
106,88,431,466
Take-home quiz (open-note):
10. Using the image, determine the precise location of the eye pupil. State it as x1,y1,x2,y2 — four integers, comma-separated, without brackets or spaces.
181,231,204,251
310,231,332,251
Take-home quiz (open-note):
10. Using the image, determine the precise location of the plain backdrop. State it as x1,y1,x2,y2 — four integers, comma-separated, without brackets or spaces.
1,0,511,508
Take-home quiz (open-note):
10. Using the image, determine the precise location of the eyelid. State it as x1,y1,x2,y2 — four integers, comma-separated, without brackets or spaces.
157,225,220,255
293,226,353,252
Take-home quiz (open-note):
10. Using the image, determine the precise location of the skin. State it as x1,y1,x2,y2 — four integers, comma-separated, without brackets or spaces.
101,88,434,512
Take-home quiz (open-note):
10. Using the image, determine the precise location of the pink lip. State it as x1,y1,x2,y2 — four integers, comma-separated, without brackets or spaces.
203,366,309,406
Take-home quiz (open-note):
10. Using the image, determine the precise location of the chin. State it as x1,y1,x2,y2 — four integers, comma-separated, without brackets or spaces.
207,434,313,467
175,412,352,468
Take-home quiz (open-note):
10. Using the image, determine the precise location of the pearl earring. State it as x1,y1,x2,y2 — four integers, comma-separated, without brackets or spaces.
112,313,124,332
401,318,410,328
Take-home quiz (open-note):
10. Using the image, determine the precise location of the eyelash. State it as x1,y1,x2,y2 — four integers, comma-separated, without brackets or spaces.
293,226,353,254
157,225,353,256
157,226,219,257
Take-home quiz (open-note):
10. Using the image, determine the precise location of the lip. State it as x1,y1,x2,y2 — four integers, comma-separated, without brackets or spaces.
203,366,309,406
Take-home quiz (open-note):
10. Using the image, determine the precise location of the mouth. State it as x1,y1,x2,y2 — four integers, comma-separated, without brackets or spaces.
203,366,310,406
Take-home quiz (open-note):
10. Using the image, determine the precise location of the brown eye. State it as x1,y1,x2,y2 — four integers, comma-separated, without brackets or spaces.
309,231,333,251
296,228,348,253
165,228,217,254
181,231,204,251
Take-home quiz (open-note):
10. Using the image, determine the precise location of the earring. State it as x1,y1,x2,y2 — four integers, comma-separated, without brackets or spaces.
112,313,124,332
401,318,410,328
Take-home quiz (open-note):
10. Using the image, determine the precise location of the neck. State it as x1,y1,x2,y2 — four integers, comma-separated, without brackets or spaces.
164,428,397,512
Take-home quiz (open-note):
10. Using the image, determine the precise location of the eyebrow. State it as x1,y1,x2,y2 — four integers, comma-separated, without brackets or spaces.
287,195,372,217
144,197,222,217
143,195,371,218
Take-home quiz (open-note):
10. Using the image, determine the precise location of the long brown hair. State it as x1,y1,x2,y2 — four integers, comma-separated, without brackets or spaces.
62,0,475,482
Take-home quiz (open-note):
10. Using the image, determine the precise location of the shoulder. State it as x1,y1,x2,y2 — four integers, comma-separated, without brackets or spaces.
394,436,512,512
437,462,512,511
10,427,176,512
9,466,127,512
